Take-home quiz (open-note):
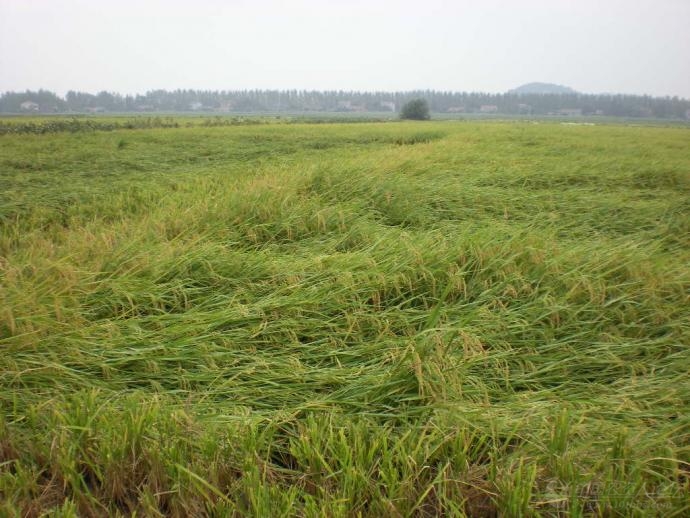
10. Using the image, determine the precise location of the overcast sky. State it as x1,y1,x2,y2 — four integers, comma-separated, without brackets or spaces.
1,0,689,98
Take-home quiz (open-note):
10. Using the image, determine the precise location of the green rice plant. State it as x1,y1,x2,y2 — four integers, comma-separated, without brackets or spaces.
0,118,688,515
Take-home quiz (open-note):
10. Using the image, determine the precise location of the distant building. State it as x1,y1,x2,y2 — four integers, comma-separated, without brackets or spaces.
20,101,39,112
380,101,396,112
189,102,203,111
518,103,532,114
686,108,690,120
447,106,465,113
86,106,106,113
217,101,234,112
557,108,582,117
336,100,365,112
480,105,498,113
594,109,605,116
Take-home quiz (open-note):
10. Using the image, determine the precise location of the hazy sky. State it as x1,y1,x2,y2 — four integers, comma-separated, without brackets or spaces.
1,0,689,97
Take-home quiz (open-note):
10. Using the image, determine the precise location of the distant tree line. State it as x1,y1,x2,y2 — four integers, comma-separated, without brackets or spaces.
1,88,689,119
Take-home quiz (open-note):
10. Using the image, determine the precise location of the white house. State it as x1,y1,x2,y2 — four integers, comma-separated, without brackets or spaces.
217,101,234,112
480,105,498,113
20,101,39,112
380,101,396,112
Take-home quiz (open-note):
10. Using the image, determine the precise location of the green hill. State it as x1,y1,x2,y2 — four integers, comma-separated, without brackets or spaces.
511,82,578,94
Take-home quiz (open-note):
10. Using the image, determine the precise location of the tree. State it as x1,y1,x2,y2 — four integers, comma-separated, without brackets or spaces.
400,98,430,120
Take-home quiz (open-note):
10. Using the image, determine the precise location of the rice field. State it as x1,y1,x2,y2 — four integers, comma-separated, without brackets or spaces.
1,119,689,516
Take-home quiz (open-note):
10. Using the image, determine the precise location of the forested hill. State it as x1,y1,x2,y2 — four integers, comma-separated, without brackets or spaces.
510,82,578,94
1,88,689,119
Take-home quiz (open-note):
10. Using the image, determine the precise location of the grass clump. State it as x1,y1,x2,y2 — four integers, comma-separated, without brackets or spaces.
1,119,689,516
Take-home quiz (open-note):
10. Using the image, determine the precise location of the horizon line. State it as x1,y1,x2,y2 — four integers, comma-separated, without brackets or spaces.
2,87,689,101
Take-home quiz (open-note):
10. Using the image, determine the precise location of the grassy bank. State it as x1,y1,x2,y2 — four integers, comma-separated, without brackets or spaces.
1,120,689,516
